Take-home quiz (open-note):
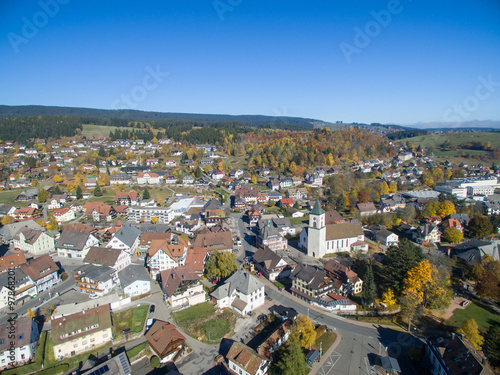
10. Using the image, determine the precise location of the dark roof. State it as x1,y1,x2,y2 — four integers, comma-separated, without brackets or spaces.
290,263,327,290
159,264,199,297
118,264,150,289
56,231,96,251
112,222,141,248
75,264,116,283
252,247,285,271
20,254,59,282
83,247,122,267
325,223,363,240
0,317,36,351
453,239,490,252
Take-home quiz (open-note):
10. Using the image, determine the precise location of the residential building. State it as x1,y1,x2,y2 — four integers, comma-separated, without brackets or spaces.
210,270,265,315
106,222,141,254
145,321,186,363
52,208,76,223
12,228,55,254
211,169,225,180
185,245,208,274
252,247,292,281
138,232,172,258
83,202,116,222
74,264,117,296
248,207,262,226
55,231,99,258
300,199,368,257
205,208,226,227
226,341,269,375
127,206,174,224
80,352,131,375
83,246,131,271
0,318,39,370
256,319,292,360
441,218,463,233
159,264,205,308
137,172,162,185
324,259,363,295
20,254,60,294
51,305,112,359
452,239,500,265
483,200,500,215
118,264,151,297
110,173,132,185
256,220,288,252
290,264,336,304
13,207,41,221
356,202,377,217
413,224,441,244
0,220,44,243
114,191,140,206
147,236,189,280
372,228,399,247
0,253,27,274
193,229,233,253
0,268,36,310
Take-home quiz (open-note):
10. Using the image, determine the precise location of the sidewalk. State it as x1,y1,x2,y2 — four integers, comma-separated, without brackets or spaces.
309,331,342,375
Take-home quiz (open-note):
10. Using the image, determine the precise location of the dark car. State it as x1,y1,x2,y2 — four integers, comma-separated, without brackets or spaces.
150,304,155,313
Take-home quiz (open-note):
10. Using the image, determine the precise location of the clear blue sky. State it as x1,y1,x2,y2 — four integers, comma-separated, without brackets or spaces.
1,0,499,125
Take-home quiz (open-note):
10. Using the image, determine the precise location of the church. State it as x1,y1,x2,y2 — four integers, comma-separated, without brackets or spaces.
299,199,368,258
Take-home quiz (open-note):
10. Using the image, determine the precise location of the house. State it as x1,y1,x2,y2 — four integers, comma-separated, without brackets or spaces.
110,173,132,185
423,335,494,375
356,202,377,217
138,232,172,258
51,305,112,359
278,198,294,208
193,229,233,253
299,200,368,257
256,220,288,252
147,236,189,280
248,207,262,226
413,224,441,244
226,341,269,375
449,213,470,227
372,228,399,247
0,204,15,218
12,228,55,254
47,194,68,210
105,222,141,254
118,264,151,297
252,247,293,281
14,189,37,201
211,270,265,315
185,245,209,274
182,175,195,185
290,264,336,304
211,169,225,180
204,208,226,227
84,176,97,188
83,202,116,222
13,206,41,220
53,208,76,223
256,319,292,360
267,179,280,191
441,218,463,233
0,253,27,274
0,318,39,370
83,246,131,271
114,191,140,206
324,259,363,295
0,220,43,243
0,268,36,309
146,158,159,166
61,223,96,234
137,172,162,185
55,231,99,258
20,254,60,294
164,175,177,184
164,160,177,167
145,321,185,363
452,239,500,265
159,264,205,308
74,264,117,296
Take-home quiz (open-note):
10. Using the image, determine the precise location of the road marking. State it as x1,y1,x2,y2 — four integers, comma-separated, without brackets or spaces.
317,351,341,375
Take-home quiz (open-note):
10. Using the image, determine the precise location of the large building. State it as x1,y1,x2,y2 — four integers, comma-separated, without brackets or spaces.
51,305,112,359
0,318,39,370
127,206,174,224
300,199,368,258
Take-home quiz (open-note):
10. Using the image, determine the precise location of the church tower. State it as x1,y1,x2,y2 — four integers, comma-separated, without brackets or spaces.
307,198,326,257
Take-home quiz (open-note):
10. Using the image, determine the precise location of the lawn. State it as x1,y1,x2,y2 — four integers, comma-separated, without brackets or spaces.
290,216,308,226
112,305,149,338
0,188,30,206
127,342,148,361
82,124,135,138
447,300,500,332
172,302,237,344
311,326,337,352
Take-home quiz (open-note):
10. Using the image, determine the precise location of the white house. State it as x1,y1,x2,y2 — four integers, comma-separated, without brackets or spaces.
105,222,141,255
83,246,131,271
226,342,269,375
0,318,39,371
127,206,174,224
74,264,117,296
211,169,225,180
372,228,399,247
147,237,189,280
118,264,151,297
52,208,76,223
55,231,99,259
137,172,162,185
13,229,55,255
211,270,265,315
160,264,205,308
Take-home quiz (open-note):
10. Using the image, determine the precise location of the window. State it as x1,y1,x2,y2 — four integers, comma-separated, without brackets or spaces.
90,338,95,342
73,344,77,348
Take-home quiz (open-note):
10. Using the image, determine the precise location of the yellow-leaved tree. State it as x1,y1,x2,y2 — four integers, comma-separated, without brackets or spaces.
382,288,397,306
438,200,456,218
457,319,484,350
291,315,317,349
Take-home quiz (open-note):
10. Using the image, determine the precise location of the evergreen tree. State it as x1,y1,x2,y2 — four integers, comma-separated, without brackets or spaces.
484,325,500,364
98,146,106,157
194,166,203,178
93,184,103,197
143,188,150,200
270,339,308,375
52,184,62,195
335,193,346,211
364,264,376,305
76,185,83,200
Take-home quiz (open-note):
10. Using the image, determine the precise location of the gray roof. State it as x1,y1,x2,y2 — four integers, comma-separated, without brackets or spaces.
118,264,150,289
113,222,141,248
0,204,14,216
252,247,286,271
290,263,327,290
0,220,43,242
56,231,95,251
0,267,31,289
203,198,222,211
211,270,264,300
75,264,116,283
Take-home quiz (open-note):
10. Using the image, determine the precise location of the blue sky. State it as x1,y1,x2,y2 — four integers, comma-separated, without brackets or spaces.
1,0,499,125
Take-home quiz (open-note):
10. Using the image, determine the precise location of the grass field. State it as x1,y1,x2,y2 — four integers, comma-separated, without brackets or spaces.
0,188,30,206
172,302,237,344
447,300,500,332
112,305,149,338
311,326,337,352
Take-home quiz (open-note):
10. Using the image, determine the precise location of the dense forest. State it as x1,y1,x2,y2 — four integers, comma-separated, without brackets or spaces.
387,129,428,140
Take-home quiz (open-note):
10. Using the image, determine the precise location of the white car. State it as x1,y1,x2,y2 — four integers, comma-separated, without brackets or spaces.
89,294,99,299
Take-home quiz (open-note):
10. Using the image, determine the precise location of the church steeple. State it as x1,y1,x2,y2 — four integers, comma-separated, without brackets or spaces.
309,198,325,229
310,198,325,216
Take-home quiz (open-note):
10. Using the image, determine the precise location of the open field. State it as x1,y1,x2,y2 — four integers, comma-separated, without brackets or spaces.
82,124,131,138
112,305,149,338
447,300,500,332
172,302,237,344
311,326,337,352
404,131,500,164
0,188,29,206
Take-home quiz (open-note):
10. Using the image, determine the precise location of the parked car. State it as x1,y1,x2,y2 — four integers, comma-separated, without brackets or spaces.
89,294,99,299
150,304,155,313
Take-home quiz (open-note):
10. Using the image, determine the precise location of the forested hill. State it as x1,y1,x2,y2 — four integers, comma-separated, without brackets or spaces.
0,105,319,128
